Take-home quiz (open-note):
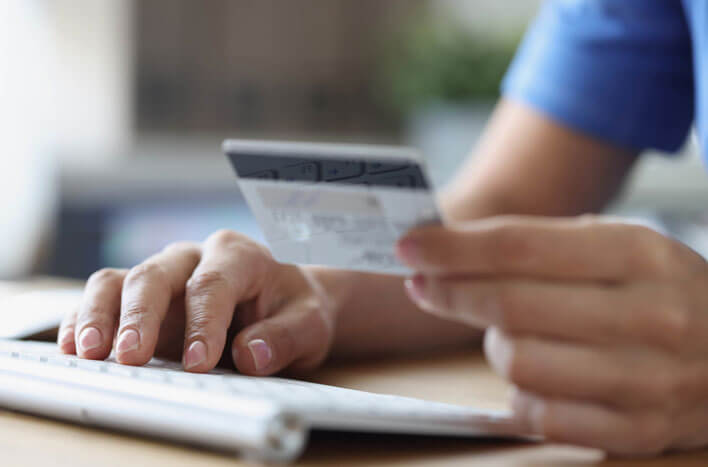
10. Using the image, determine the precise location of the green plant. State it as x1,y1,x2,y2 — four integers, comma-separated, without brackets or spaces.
376,21,521,116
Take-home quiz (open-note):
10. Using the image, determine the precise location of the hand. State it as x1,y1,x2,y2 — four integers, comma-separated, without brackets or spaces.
396,215,708,456
58,230,335,375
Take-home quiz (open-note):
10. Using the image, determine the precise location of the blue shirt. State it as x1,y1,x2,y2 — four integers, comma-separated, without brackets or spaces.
502,0,707,157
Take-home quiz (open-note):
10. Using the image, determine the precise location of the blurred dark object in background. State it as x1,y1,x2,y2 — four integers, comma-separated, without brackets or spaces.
135,0,418,138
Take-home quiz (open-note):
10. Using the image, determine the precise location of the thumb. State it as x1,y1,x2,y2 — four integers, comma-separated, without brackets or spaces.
231,299,334,376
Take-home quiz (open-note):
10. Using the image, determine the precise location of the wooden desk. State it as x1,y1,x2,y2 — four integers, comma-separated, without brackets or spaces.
2,280,708,466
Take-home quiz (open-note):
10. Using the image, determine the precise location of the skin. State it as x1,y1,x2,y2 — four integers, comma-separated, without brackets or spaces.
57,99,708,455
398,216,708,456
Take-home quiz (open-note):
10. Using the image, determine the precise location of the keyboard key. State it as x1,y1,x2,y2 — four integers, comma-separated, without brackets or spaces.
75,359,107,372
108,364,139,378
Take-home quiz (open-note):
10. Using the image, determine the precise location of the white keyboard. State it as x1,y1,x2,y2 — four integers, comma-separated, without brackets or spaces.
0,339,521,462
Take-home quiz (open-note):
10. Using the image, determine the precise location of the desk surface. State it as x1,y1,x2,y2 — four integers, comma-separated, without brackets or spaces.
2,279,708,466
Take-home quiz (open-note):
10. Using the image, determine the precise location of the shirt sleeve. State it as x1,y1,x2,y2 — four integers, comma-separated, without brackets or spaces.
502,0,694,153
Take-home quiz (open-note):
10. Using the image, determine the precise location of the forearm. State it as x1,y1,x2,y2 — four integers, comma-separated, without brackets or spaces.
312,267,482,359
440,99,638,221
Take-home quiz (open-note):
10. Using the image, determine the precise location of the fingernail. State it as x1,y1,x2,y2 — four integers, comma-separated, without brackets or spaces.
404,275,434,311
59,329,74,346
58,329,75,354
396,238,419,265
248,339,272,371
404,275,426,301
116,329,140,354
184,340,207,370
78,327,102,353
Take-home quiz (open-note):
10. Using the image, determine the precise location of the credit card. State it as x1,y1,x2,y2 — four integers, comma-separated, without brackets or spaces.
224,139,442,274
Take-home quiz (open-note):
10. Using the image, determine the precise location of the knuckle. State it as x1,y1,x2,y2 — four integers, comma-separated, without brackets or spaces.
656,305,691,353
125,262,168,286
631,227,678,276
184,313,212,340
76,302,114,328
120,302,157,328
162,241,198,254
186,270,230,296
87,268,124,287
206,230,271,265
162,241,201,262
239,241,271,265
184,309,224,345
208,229,246,248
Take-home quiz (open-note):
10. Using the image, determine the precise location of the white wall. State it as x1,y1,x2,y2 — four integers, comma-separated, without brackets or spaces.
0,0,134,278
0,1,57,278
47,0,134,168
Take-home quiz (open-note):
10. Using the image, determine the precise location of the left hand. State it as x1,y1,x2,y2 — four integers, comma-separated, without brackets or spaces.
396,215,708,456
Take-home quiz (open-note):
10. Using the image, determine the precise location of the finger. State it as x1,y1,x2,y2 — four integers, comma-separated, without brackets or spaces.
183,230,273,373
57,308,78,354
397,216,695,281
152,300,187,361
116,242,201,365
232,297,333,376
512,391,672,456
74,268,127,360
405,277,689,352
484,327,682,409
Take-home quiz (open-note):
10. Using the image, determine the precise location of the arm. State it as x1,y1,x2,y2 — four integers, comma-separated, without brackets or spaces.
440,98,637,220
56,101,639,370
324,98,639,359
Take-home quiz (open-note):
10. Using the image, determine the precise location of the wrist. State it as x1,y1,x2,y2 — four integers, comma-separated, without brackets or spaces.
301,266,355,321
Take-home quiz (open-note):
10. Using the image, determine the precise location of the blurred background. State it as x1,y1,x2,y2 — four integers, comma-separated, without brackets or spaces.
3,0,708,281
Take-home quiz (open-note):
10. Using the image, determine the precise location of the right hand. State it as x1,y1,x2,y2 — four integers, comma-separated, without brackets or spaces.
57,230,336,375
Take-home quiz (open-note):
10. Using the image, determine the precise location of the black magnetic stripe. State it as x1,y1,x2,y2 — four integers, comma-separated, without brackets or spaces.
226,152,431,190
